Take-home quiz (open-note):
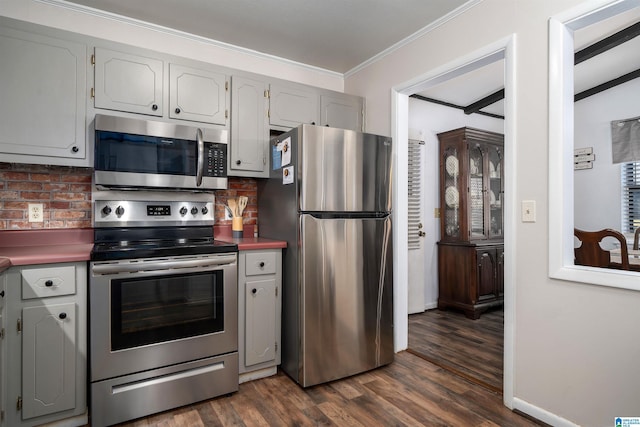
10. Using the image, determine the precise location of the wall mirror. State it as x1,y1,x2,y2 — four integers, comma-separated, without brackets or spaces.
549,0,640,289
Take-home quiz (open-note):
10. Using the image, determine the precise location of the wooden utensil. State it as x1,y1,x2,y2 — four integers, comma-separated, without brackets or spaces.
238,196,248,216
227,198,237,217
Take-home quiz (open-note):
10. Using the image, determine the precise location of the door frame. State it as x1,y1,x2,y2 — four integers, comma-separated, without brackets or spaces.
391,34,517,408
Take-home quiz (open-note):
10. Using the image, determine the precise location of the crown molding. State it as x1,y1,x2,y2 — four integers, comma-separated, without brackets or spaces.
34,0,344,79
345,0,484,77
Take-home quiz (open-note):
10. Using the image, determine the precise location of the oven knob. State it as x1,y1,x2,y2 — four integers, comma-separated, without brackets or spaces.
180,206,188,215
115,206,125,216
102,205,112,215
201,206,209,215
191,206,199,215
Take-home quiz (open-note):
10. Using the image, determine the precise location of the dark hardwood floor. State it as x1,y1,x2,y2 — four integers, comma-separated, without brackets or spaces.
408,307,504,393
113,349,539,427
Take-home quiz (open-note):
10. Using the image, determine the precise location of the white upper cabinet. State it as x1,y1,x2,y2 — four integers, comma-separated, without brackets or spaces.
269,83,319,128
169,63,228,126
320,93,363,131
0,24,87,165
94,47,164,117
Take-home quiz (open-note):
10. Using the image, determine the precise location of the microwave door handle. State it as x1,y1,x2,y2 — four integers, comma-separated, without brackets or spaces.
196,128,204,186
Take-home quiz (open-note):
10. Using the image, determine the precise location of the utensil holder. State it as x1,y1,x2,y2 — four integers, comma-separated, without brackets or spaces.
232,217,243,238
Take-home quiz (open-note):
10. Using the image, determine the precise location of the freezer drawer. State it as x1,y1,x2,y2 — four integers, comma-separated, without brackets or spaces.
297,214,394,386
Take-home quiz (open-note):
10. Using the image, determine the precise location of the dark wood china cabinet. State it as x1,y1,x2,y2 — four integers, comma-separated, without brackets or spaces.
437,127,504,319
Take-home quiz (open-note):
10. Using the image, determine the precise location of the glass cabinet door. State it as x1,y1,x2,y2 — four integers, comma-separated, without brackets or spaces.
443,146,461,240
469,144,486,239
487,144,503,239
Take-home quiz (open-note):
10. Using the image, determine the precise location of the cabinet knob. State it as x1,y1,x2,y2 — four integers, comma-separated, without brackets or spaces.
311,121,316,125
71,146,79,153
252,288,257,294
175,107,181,114
236,160,241,165
45,280,53,287
59,312,67,320
152,104,158,111
0,290,4,298
259,262,265,268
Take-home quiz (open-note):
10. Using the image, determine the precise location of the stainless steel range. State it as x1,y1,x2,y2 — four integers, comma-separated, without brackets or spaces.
89,191,238,427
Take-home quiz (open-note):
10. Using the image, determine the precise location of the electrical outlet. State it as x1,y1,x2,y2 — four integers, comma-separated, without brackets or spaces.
224,205,233,220
28,203,44,222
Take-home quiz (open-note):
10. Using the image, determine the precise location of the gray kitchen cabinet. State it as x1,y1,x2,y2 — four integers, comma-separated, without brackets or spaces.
0,21,88,167
320,92,364,131
238,250,282,383
269,83,319,128
3,262,87,427
169,63,229,126
230,75,270,178
94,47,164,117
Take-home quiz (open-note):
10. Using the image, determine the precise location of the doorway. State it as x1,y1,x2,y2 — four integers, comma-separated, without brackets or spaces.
391,35,516,405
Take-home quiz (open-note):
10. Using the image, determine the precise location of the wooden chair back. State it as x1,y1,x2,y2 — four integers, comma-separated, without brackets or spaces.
634,228,640,251
574,228,630,270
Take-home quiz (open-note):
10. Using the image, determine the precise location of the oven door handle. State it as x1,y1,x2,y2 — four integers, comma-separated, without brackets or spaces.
196,128,204,187
92,255,236,274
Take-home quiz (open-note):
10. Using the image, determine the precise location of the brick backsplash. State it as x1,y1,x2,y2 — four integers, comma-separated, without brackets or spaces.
0,163,258,231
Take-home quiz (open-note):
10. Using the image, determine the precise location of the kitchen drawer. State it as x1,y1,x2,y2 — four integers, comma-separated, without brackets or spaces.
245,251,277,276
21,265,76,299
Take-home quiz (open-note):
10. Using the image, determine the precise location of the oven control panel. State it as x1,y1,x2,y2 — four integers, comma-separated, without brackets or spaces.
94,199,215,227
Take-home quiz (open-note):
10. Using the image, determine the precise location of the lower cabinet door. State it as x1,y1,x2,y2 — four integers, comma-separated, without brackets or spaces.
22,303,76,420
244,278,277,367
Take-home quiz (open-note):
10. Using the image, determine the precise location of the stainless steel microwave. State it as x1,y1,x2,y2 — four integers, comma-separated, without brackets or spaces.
94,114,228,191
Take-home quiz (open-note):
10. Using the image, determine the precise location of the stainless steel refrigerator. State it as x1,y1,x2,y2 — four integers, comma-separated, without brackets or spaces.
258,124,394,387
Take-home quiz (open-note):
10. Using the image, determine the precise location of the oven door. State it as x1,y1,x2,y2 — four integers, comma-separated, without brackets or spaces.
89,253,237,382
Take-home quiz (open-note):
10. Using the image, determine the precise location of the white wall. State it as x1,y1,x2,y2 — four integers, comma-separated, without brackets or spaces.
574,78,640,233
0,0,344,92
347,1,640,426
408,98,503,308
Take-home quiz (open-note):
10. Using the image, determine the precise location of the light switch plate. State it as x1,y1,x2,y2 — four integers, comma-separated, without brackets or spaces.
522,200,536,222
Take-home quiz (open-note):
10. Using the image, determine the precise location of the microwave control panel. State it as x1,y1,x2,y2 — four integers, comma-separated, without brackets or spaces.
205,143,227,177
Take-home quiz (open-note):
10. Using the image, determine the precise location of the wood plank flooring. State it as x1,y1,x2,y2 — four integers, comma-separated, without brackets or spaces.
113,349,540,427
408,308,504,393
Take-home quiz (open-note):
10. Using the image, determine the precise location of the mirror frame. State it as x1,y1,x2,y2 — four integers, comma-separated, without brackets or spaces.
548,0,640,290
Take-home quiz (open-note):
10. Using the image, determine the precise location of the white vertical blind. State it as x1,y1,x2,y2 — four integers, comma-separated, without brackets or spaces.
621,161,640,233
408,138,424,249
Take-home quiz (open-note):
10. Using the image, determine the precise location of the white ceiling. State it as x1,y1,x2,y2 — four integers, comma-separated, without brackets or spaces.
59,0,639,117
60,0,470,73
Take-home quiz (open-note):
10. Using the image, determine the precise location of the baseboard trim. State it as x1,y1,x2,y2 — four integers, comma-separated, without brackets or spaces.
512,397,579,427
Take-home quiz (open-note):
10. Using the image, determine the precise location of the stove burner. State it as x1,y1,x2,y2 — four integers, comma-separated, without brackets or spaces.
91,226,237,261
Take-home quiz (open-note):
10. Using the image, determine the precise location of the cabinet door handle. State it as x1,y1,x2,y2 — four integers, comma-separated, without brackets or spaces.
45,280,54,287
252,288,257,294
59,312,67,320
175,107,181,114
236,160,242,165
71,146,79,153
152,104,158,111
0,290,4,298
259,262,265,267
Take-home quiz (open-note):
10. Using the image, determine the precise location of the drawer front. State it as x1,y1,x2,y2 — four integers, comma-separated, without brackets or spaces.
21,265,76,299
245,251,277,276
